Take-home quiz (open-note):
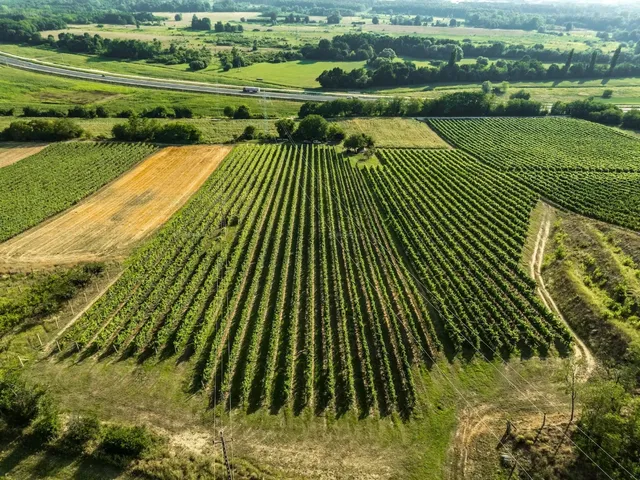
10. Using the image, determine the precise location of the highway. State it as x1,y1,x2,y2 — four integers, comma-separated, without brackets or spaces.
0,53,371,103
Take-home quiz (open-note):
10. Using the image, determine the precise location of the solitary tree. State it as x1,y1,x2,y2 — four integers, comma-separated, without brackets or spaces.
275,118,295,138
609,45,622,76
344,133,374,152
481,81,492,94
223,106,235,118
372,16,379,25
175,13,182,21
295,114,328,141
233,105,251,119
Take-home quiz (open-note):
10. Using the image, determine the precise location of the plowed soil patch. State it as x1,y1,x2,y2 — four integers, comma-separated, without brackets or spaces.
0,145,231,267
0,143,48,168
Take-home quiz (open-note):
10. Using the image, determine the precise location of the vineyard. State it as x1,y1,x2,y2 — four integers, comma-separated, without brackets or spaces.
428,118,640,231
62,145,570,418
0,142,157,243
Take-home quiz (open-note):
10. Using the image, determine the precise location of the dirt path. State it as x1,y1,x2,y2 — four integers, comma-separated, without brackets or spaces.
531,204,596,380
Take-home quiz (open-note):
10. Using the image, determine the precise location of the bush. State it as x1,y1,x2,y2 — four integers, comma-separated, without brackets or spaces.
242,125,256,140
510,89,531,100
295,114,328,141
1,119,84,142
101,425,155,458
344,132,374,152
189,59,207,71
67,106,97,119
112,117,201,144
142,106,172,119
588,108,623,126
275,118,295,138
223,106,235,118
0,374,47,428
233,105,251,119
60,413,101,452
0,108,14,116
621,109,640,130
95,106,109,118
154,123,202,144
173,107,193,119
116,109,134,118
602,89,614,99
31,398,62,444
22,106,66,118
327,123,345,142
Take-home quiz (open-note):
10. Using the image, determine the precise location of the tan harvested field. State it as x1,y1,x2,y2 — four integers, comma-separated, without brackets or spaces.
0,143,48,168
0,145,231,267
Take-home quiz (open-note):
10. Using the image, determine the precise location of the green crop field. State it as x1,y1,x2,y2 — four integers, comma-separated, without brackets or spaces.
62,145,569,418
0,142,157,242
429,117,640,230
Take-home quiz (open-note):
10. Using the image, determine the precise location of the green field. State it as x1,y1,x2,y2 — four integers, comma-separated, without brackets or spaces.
429,117,640,230
0,142,156,242
0,65,301,117
335,118,450,148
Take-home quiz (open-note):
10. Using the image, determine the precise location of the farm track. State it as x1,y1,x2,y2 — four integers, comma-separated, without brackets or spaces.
0,143,48,168
530,204,596,380
0,145,231,267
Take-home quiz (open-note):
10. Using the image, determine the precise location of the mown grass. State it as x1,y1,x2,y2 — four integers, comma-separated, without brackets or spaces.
335,118,450,148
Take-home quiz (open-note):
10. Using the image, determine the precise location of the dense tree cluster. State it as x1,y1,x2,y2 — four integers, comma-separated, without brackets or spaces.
299,92,545,118
112,117,202,143
1,119,85,141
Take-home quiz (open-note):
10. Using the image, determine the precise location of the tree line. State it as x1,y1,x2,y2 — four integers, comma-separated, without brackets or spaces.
316,49,638,89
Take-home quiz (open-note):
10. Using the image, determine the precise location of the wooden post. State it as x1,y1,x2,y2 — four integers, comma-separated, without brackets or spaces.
36,333,43,347
70,303,75,315
534,413,547,445
220,431,232,480
55,317,59,328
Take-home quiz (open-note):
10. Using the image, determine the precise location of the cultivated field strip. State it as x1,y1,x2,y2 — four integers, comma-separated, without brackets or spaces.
0,143,48,168
428,117,640,231
366,149,571,353
0,145,231,266
0,142,157,243
63,145,569,417
428,117,640,172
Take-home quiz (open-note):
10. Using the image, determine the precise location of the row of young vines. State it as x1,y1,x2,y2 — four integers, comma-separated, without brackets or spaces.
62,144,569,417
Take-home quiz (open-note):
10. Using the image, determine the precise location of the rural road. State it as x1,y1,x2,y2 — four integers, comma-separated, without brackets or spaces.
0,53,376,103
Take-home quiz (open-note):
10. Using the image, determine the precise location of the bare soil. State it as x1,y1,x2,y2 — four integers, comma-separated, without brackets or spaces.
0,145,231,267
0,143,48,168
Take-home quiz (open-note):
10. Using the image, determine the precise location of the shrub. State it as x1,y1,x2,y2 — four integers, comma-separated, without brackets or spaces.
588,108,623,126
189,59,207,71
344,132,374,152
1,119,84,142
327,123,345,142
242,125,256,140
31,398,62,444
22,106,66,118
510,90,531,100
95,106,109,118
223,106,235,118
101,425,155,458
116,109,134,118
621,109,640,130
0,374,46,428
154,123,202,144
0,108,14,116
275,118,295,138
295,114,328,141
173,107,194,119
67,106,97,119
60,413,101,452
233,105,251,119
602,89,614,99
142,106,172,119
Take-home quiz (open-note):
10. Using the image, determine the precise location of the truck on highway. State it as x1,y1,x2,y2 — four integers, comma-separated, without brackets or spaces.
243,86,261,93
